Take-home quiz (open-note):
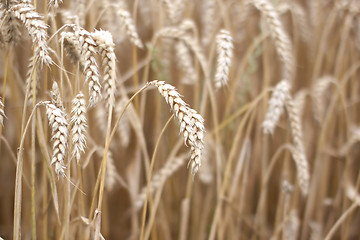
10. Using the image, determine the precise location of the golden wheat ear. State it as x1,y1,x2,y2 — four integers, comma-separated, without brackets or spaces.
45,102,69,177
70,92,87,164
148,80,205,175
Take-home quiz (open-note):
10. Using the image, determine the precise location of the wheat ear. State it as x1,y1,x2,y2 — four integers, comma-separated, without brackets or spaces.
283,210,300,240
0,98,6,126
285,94,309,195
60,31,84,70
251,0,295,81
1,5,21,46
175,41,197,85
92,29,116,108
71,92,87,163
161,0,185,24
9,2,52,65
105,150,118,192
201,0,216,46
148,80,205,175
134,157,186,209
115,98,131,147
312,76,334,122
46,103,69,176
25,55,39,106
262,80,290,134
49,0,63,8
293,90,307,118
117,9,143,48
214,29,233,89
72,26,102,107
50,81,64,111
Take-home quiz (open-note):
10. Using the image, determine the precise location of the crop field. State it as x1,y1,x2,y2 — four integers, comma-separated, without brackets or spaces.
0,0,360,239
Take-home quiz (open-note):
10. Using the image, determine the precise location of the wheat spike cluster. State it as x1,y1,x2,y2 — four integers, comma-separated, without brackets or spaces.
1,0,360,239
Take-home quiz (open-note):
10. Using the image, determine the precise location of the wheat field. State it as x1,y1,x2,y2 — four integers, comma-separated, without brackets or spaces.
0,0,360,239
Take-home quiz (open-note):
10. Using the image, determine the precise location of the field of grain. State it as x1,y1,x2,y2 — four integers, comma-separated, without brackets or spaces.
0,0,360,239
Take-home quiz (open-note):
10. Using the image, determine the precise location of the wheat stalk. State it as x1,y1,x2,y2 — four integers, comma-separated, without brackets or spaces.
251,0,295,81
72,26,102,107
92,29,116,108
262,80,290,135
70,92,87,163
46,102,69,177
148,80,205,175
9,2,52,65
215,29,233,89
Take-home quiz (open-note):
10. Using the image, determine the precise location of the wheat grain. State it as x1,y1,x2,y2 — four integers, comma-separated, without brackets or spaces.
262,80,290,135
214,29,233,89
72,26,102,107
148,80,205,175
46,102,68,176
251,0,295,81
135,156,186,209
92,29,116,108
9,2,52,65
175,41,197,85
0,98,6,126
71,92,87,163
